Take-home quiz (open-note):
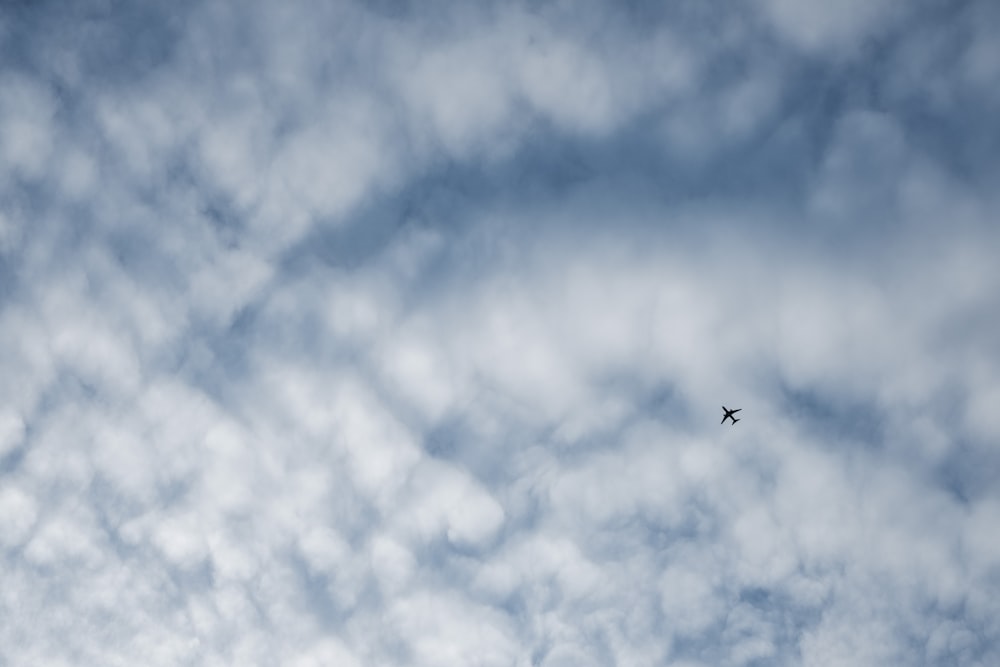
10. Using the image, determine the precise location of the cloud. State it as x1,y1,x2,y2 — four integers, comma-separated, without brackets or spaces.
756,0,904,54
0,73,57,181
1,0,999,665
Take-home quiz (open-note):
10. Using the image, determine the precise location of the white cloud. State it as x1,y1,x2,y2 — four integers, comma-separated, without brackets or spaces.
254,95,397,242
757,0,902,54
809,110,909,223
288,638,362,667
391,458,506,550
24,505,105,568
514,29,616,134
396,34,518,158
388,591,518,667
370,533,417,594
1,0,999,665
0,408,24,458
57,147,99,200
0,74,56,180
0,484,37,549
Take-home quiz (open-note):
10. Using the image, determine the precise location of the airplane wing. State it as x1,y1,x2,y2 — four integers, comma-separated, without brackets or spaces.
721,415,727,424
732,408,741,413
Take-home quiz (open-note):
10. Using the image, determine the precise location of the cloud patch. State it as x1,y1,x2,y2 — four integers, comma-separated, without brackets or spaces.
1,1,999,665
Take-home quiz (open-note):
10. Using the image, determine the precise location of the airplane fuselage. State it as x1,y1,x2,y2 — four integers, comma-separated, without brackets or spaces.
721,406,741,425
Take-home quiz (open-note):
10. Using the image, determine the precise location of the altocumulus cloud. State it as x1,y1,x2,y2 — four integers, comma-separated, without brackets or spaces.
1,0,999,665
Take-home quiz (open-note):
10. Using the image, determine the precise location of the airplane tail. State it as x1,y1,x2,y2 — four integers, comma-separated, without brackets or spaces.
732,418,740,424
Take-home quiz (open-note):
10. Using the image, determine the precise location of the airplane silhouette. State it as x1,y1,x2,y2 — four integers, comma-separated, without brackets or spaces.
721,406,741,425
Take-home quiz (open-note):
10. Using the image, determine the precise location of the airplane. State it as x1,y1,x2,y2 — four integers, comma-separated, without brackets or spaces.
721,406,741,425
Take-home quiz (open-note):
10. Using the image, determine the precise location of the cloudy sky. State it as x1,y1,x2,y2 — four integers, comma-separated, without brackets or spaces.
2,1,999,665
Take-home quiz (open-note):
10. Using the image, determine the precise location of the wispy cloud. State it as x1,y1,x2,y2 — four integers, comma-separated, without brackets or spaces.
2,0,999,664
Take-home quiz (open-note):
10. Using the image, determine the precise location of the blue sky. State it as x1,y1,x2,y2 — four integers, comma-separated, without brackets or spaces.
2,1,999,665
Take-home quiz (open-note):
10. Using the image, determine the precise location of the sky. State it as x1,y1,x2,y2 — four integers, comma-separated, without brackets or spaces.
1,0,999,665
